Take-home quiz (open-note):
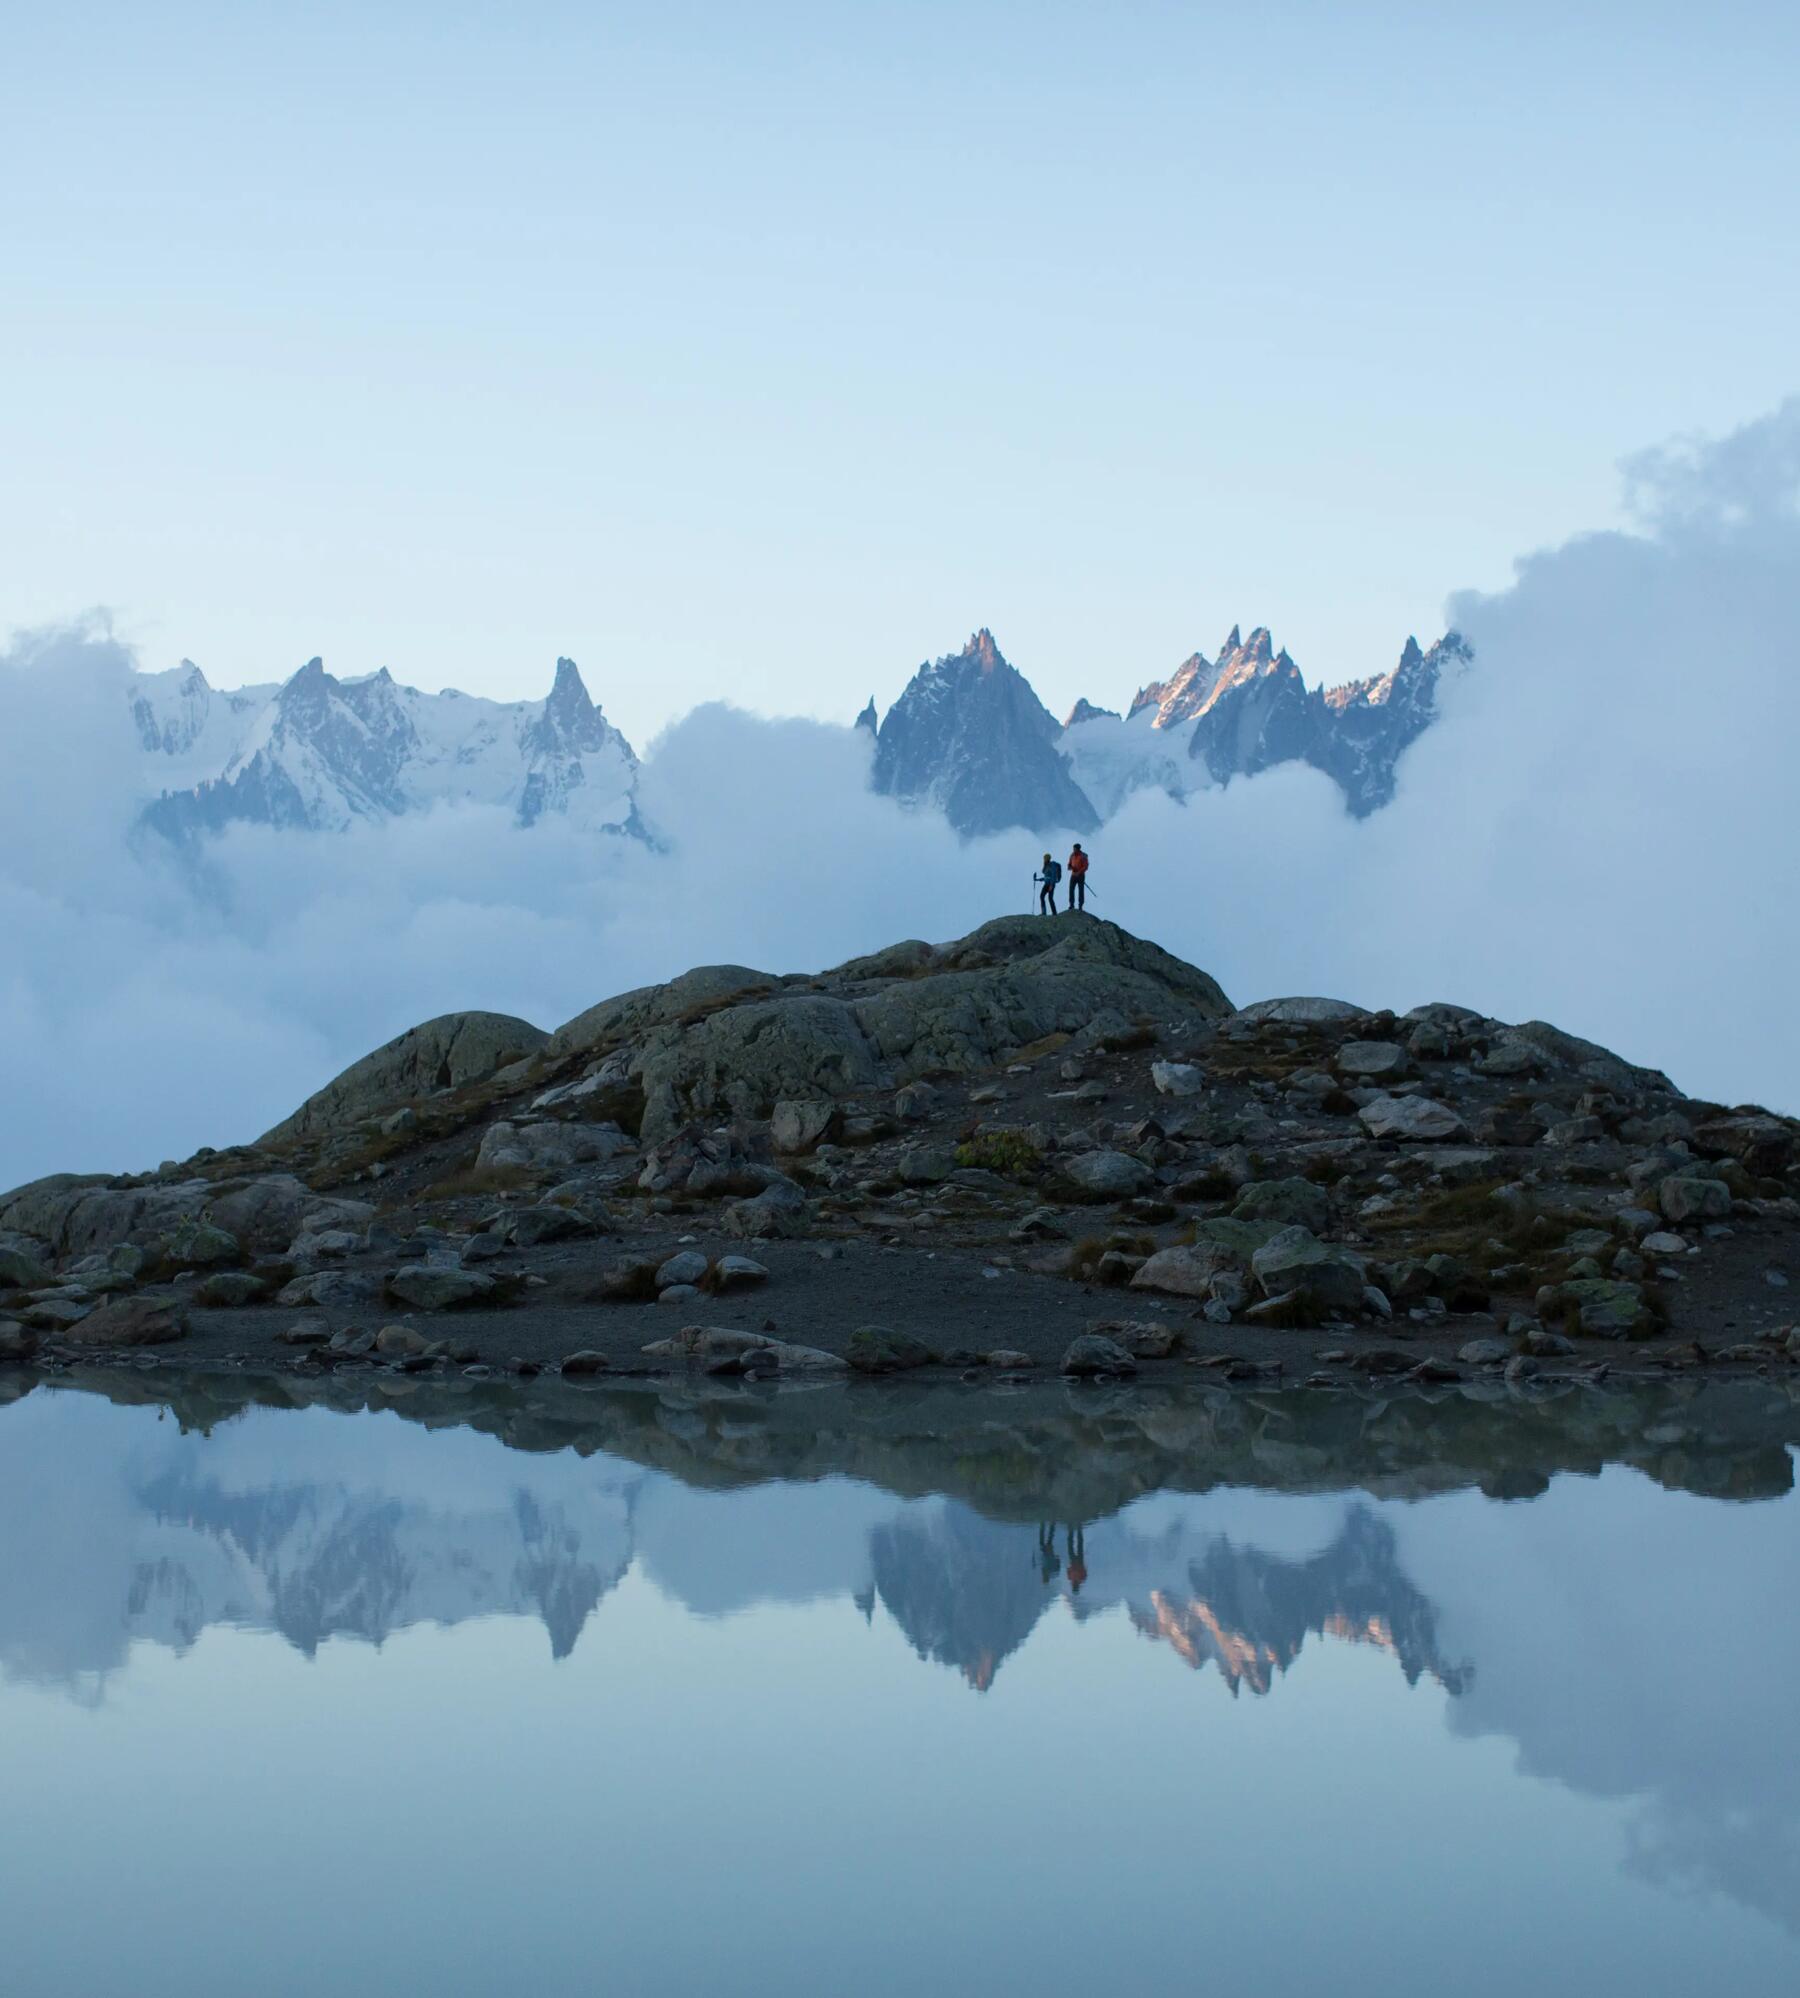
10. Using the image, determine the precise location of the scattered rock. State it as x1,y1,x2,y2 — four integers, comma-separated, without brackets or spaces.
374,1323,439,1358
1062,1151,1155,1200
1358,1096,1470,1143
0,1246,52,1290
70,1296,188,1346
846,1326,937,1372
560,1350,611,1376
1060,1332,1138,1377
1150,1061,1205,1097
386,1265,496,1310
1459,1337,1510,1365
711,1255,770,1290
1657,1175,1732,1224
1336,1041,1410,1080
655,1249,710,1290
771,1099,840,1154
1250,1227,1368,1314
1232,1177,1332,1234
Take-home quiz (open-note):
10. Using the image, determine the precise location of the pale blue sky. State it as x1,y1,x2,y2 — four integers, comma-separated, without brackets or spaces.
5,0,1796,742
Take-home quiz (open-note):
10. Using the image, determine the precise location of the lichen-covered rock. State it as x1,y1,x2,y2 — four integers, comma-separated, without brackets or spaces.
1536,1277,1655,1339
1232,1178,1332,1234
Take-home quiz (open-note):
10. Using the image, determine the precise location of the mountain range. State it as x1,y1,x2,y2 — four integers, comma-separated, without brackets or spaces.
122,620,1467,847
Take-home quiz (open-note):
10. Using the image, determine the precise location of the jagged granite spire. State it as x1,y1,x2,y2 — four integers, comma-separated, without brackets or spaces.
871,630,1098,837
854,697,878,735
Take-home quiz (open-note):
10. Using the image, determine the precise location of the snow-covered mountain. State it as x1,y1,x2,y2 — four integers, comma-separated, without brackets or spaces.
870,621,1470,834
113,618,1466,853
870,628,1100,837
134,654,641,842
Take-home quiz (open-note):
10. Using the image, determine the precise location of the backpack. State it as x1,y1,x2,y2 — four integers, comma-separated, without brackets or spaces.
1045,860,1062,885
1068,850,1088,877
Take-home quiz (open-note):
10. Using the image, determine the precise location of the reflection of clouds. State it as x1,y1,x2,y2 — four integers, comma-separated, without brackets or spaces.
3,1388,1797,1942
1397,1471,1800,1936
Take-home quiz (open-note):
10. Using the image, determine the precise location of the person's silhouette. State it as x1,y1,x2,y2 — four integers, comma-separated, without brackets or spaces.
1065,1524,1088,1594
1036,1522,1062,1586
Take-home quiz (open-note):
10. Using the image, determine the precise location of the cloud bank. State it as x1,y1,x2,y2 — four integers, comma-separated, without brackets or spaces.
2,400,1796,1189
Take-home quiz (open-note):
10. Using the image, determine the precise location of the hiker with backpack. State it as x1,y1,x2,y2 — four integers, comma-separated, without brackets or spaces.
1035,852,1061,914
1067,842,1090,911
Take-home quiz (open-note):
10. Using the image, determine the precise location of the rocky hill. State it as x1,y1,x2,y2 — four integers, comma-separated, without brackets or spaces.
4,917,1796,1392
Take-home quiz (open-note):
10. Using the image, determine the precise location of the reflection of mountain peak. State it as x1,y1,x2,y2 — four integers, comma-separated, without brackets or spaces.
1131,1507,1468,1696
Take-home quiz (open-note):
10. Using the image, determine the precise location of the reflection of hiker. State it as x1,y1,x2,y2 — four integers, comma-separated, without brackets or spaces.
1035,852,1061,915
1065,1524,1087,1594
1036,1523,1062,1586
1067,843,1090,911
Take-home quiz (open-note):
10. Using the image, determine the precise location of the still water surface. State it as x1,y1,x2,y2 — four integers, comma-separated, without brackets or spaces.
2,1373,1797,1996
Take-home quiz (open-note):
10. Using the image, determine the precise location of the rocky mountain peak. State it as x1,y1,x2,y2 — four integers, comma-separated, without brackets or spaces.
873,631,1098,837
855,697,878,735
966,628,1003,672
1065,697,1119,727
1221,623,1242,654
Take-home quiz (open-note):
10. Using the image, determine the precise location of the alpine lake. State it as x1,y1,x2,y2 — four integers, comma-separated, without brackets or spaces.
3,1365,1797,1996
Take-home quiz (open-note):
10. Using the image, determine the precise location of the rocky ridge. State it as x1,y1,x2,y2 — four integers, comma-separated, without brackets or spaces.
4,917,1796,1394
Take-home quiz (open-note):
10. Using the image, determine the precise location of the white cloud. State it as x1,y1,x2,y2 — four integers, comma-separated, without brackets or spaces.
2,399,1796,1190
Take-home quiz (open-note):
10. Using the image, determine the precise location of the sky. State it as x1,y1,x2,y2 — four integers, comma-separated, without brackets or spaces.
6,0,1800,742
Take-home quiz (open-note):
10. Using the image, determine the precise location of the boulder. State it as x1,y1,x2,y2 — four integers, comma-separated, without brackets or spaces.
1358,1096,1470,1143
1151,1061,1205,1097
263,1011,548,1143
897,1146,958,1186
893,1082,938,1121
386,1265,496,1310
1536,1278,1654,1339
655,1250,710,1290
509,1204,593,1248
1228,997,1367,1027
1250,1227,1368,1315
1062,1151,1155,1200
560,1350,611,1377
1657,1175,1732,1224
1476,1040,1540,1078
70,1296,188,1347
1231,1177,1332,1234
163,1217,240,1268
711,1256,770,1290
845,1326,937,1373
1692,1113,1797,1176
0,1245,52,1289
641,1325,848,1372
1335,1041,1410,1081
770,1099,840,1155
1061,1332,1138,1376
476,1121,633,1176
374,1323,439,1358
720,1186,810,1239
0,1321,38,1363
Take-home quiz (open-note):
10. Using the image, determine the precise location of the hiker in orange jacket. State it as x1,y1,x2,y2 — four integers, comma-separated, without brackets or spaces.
1067,843,1090,911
